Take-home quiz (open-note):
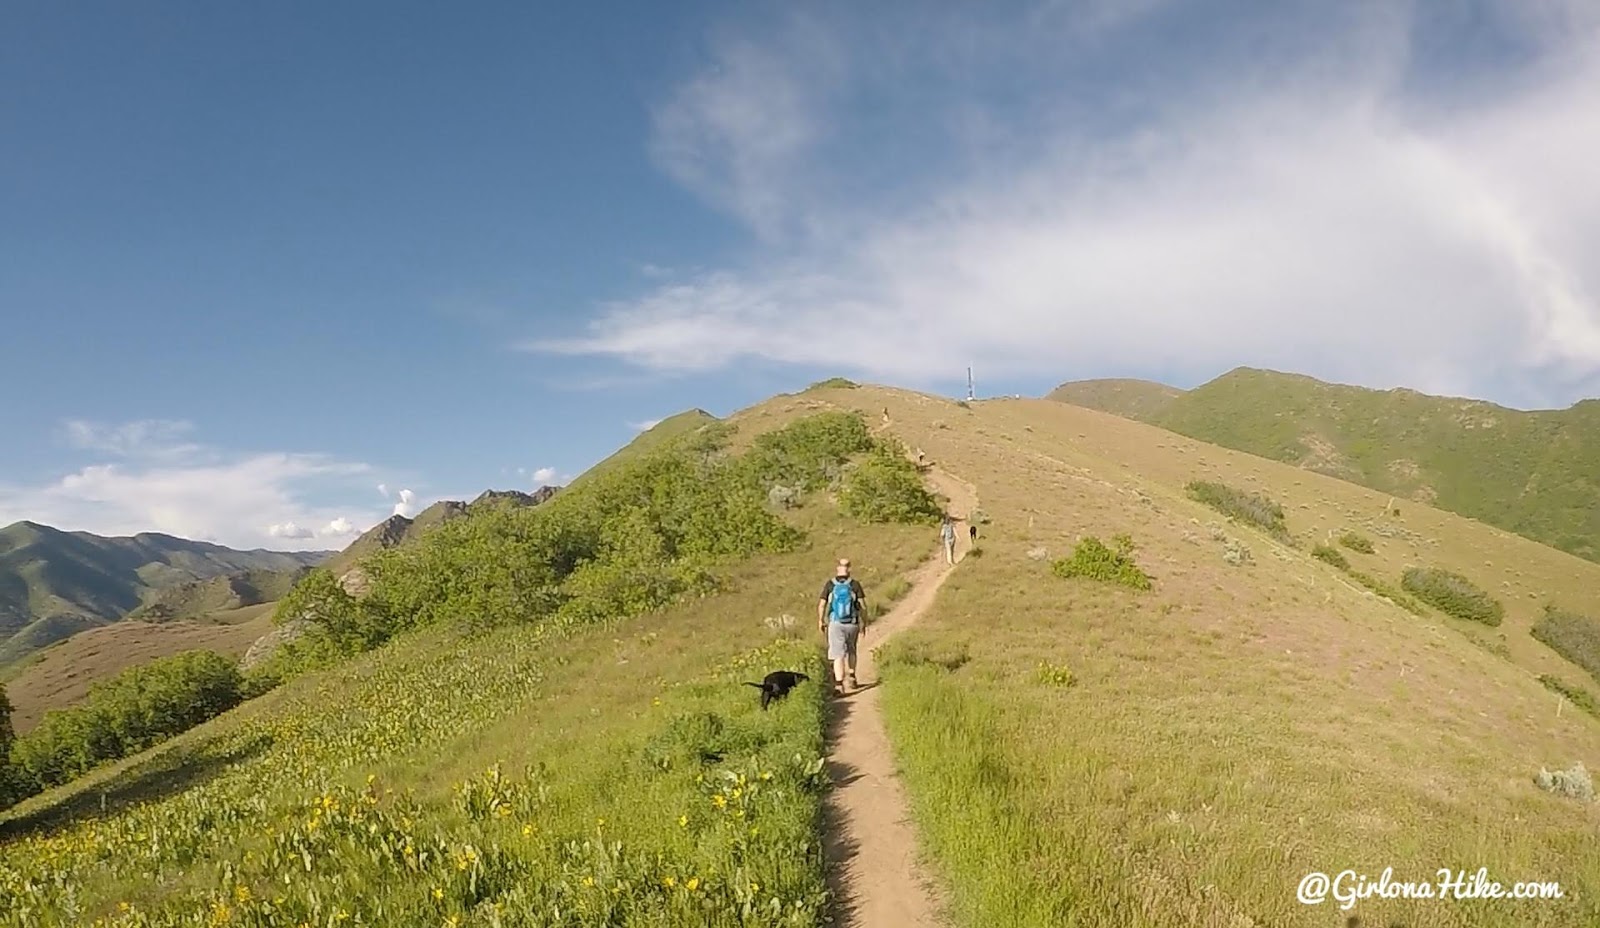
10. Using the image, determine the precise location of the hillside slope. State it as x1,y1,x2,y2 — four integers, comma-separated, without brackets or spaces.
0,522,331,666
1047,367,1600,562
5,385,1600,927
1046,377,1186,420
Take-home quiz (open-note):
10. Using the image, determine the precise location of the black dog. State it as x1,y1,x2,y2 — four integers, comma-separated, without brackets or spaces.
745,670,810,710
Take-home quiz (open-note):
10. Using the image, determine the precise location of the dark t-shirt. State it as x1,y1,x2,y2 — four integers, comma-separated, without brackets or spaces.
819,577,865,621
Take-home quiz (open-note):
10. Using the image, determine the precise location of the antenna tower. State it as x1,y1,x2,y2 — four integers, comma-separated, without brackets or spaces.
966,366,975,402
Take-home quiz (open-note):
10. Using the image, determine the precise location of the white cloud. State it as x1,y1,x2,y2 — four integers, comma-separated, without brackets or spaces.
392,489,418,519
628,418,664,432
61,419,204,461
323,517,356,536
0,419,434,551
531,467,558,485
377,483,390,498
532,2,1600,409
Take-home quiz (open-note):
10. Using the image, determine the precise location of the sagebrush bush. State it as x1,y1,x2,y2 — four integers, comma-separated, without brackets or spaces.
804,376,858,390
1184,480,1291,542
1531,604,1600,683
1311,544,1350,570
1533,762,1594,802
1401,567,1504,626
1051,536,1153,590
1338,531,1375,554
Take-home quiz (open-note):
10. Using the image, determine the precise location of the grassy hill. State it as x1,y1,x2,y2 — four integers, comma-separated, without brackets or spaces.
0,522,331,667
3,384,1600,927
1047,377,1186,420
1047,366,1600,563
126,568,310,622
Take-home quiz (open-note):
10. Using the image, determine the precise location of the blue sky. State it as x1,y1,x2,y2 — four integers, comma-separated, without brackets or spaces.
3,0,1599,550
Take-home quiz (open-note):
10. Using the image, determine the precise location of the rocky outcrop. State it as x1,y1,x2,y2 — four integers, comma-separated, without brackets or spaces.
239,618,314,672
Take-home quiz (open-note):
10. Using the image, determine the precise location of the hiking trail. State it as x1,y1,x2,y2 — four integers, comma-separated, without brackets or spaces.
821,465,978,927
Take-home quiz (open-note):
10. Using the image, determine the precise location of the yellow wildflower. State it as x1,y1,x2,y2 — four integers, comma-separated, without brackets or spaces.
686,877,700,892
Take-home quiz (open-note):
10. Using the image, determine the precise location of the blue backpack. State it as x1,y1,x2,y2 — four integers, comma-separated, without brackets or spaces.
827,579,857,623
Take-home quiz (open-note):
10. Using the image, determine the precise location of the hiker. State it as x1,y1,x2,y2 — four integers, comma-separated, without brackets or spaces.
915,447,926,468
941,515,957,564
969,523,978,544
818,557,866,694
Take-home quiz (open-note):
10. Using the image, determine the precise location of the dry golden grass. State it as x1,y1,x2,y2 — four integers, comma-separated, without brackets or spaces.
782,384,1600,927
5,604,274,734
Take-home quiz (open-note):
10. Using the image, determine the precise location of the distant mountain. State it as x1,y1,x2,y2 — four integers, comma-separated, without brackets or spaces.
320,486,563,579
0,521,332,665
127,567,313,622
1045,366,1600,561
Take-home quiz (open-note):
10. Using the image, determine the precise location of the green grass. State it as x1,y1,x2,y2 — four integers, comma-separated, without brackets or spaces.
1347,569,1427,616
1338,531,1375,554
1530,605,1600,683
1184,480,1292,543
1049,535,1152,591
1310,544,1350,570
0,507,930,927
1400,567,1505,627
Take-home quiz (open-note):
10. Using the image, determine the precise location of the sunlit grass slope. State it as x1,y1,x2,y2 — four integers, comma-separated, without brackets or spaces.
829,387,1600,928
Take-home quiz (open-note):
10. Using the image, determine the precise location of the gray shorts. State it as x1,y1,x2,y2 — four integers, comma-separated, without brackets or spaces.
827,620,860,660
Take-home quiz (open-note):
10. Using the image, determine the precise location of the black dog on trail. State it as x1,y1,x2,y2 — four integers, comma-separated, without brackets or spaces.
745,670,810,710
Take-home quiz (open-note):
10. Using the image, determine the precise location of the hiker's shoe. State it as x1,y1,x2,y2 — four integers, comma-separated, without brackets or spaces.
847,674,860,691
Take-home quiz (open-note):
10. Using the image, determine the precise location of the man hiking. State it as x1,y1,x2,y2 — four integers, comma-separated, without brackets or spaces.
818,557,866,694
941,515,957,565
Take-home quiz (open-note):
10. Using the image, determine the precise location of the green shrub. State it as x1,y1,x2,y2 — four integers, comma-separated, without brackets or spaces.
1050,536,1153,590
1184,480,1291,542
1311,544,1350,570
1401,567,1504,626
838,439,943,525
1537,674,1599,718
252,411,905,701
1347,570,1426,616
7,650,243,799
1531,605,1600,683
1338,531,1375,554
1534,762,1594,802
1033,662,1077,687
804,377,858,390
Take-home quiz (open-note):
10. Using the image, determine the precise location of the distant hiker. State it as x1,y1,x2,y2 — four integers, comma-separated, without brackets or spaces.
941,516,957,564
969,523,978,544
818,558,866,694
881,407,890,424
915,447,926,468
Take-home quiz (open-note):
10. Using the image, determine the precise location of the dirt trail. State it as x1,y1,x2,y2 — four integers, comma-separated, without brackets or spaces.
821,466,978,927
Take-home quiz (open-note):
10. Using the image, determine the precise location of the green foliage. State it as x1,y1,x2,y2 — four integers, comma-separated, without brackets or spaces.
1033,661,1076,687
734,410,873,493
1347,570,1427,616
1338,531,1375,554
1531,605,1600,683
255,411,899,699
1401,567,1505,626
1537,674,1599,718
1050,536,1153,590
804,377,858,390
1184,480,1291,542
1311,544,1350,570
0,686,15,808
838,439,943,525
6,650,243,802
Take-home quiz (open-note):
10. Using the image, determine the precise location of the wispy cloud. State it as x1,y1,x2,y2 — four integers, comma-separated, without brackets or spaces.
1,419,429,551
628,418,664,432
533,1,1600,409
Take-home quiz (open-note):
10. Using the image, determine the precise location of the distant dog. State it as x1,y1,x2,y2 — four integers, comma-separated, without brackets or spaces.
745,670,810,710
